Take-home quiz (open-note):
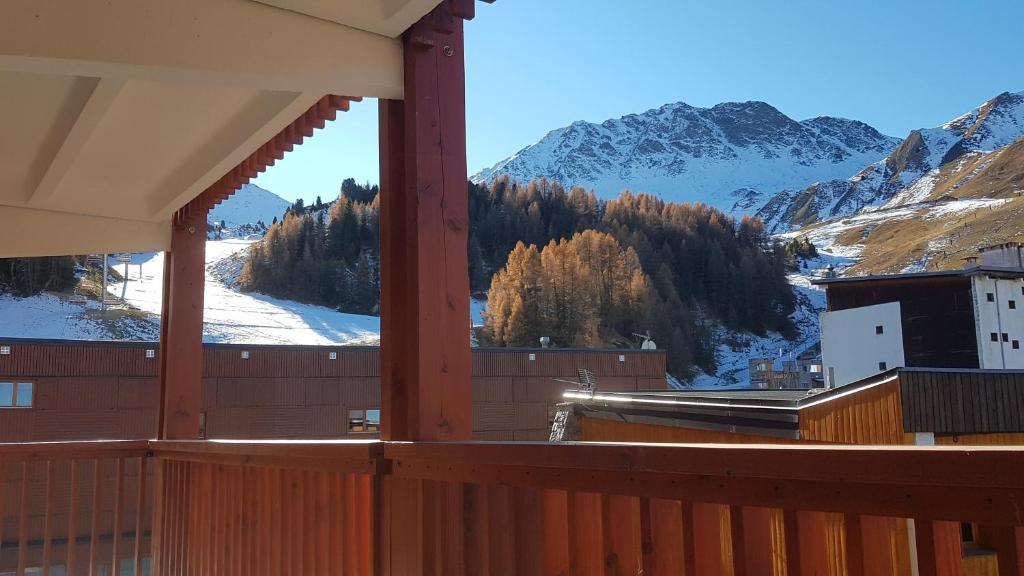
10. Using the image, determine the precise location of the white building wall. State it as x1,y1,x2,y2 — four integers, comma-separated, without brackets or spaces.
820,301,906,388
971,275,1024,368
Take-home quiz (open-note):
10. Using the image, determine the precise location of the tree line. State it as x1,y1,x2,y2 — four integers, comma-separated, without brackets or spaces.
240,176,796,378
238,180,381,314
0,257,77,297
0,175,799,380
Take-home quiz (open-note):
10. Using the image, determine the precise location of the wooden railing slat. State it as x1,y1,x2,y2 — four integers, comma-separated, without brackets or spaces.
343,473,356,576
42,460,54,576
486,484,515,576
88,459,102,576
111,457,125,576
17,461,29,576
645,498,683,575
513,487,541,575
915,519,966,576
693,502,727,575
360,473,375,576
67,460,78,576
570,491,603,576
541,489,570,576
729,505,748,576
607,495,642,576
462,483,489,575
977,524,1024,576
680,500,698,576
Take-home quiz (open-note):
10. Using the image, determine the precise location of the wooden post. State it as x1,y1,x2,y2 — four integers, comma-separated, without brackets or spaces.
158,210,207,439
378,2,474,573
378,0,472,443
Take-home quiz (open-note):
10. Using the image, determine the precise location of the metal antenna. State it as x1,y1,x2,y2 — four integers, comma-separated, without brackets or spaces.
632,330,656,350
552,368,597,396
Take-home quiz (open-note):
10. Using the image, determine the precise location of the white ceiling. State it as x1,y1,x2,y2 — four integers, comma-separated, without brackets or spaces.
0,0,439,257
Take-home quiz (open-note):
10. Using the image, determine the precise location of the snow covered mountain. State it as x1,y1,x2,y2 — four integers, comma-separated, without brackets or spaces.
760,91,1024,231
208,183,289,229
472,101,899,215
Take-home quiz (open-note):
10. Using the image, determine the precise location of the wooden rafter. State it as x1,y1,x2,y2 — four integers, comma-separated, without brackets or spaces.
172,94,360,226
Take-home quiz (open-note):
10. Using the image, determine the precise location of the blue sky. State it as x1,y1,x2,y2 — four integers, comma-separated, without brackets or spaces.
255,0,1024,203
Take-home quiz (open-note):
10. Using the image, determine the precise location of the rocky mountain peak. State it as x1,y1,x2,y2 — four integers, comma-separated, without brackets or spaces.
472,100,899,216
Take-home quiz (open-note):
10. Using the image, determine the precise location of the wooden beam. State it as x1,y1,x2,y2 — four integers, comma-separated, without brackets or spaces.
147,91,316,221
378,3,472,442
383,442,1024,525
0,0,403,96
28,77,125,205
158,211,207,439
0,204,168,258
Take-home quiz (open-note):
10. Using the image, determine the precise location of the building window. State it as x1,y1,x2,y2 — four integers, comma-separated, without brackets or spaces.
348,409,381,433
1003,333,1010,342
987,292,995,302
1014,340,1020,350
1011,300,1018,309
875,325,884,335
992,332,999,342
878,362,887,371
0,381,33,408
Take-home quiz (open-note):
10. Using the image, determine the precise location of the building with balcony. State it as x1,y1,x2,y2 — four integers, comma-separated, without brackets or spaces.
749,349,823,390
814,243,1024,388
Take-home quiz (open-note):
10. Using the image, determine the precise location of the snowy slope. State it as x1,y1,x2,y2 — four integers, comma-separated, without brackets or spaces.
208,183,289,229
761,91,1024,230
0,240,381,345
472,101,898,216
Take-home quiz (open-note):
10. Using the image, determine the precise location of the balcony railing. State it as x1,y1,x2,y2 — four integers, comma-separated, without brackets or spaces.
5,439,1024,575
0,440,152,576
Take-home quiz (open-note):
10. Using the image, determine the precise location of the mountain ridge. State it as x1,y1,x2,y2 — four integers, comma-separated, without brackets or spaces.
759,91,1024,231
472,100,900,216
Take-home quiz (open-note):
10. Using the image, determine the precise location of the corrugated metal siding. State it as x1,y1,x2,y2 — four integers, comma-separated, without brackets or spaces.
0,340,156,377
0,340,665,378
471,348,666,378
0,340,667,441
800,379,906,444
900,369,1024,435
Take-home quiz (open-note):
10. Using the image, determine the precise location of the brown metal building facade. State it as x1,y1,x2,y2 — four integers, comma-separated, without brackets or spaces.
0,339,667,442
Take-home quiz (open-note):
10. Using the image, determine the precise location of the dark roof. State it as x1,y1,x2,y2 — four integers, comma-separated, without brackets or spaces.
811,265,1024,286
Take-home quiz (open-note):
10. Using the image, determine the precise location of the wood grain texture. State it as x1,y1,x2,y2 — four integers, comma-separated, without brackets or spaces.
378,0,471,443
